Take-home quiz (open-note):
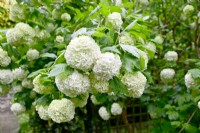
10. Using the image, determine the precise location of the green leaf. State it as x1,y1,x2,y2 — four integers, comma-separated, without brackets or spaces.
40,53,57,59
124,19,138,31
92,31,107,38
27,69,46,78
34,95,52,106
109,76,128,95
188,69,200,79
101,46,121,54
120,44,140,58
121,54,135,72
166,111,179,120
182,123,198,133
49,63,73,77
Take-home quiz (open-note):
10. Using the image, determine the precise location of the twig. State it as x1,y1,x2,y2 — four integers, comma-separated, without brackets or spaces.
121,108,133,133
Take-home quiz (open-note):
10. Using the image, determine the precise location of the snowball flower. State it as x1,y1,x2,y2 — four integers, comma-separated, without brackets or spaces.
164,51,178,62
93,52,122,81
0,69,14,84
198,101,200,109
139,0,149,6
160,68,175,82
33,74,54,94
13,67,28,81
52,9,62,20
0,47,11,67
183,5,194,16
26,49,40,61
6,23,35,46
111,103,122,116
121,72,147,98
64,36,101,72
107,12,123,29
48,98,75,123
55,71,90,97
154,35,164,44
36,105,50,120
55,35,64,43
10,4,26,21
184,72,197,89
146,42,156,53
115,0,122,6
22,79,33,89
36,29,50,41
70,93,89,107
98,106,110,120
90,75,109,93
119,33,134,45
10,103,26,115
12,84,23,93
61,13,71,21
90,95,101,105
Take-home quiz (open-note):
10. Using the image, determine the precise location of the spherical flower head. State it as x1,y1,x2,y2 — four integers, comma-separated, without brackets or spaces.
115,0,122,6
26,49,40,61
61,13,71,21
164,51,178,62
146,42,156,53
36,105,50,120
93,52,122,81
33,74,54,94
35,29,50,41
154,35,164,44
48,98,75,123
184,72,197,89
111,103,122,116
6,23,35,46
52,9,62,20
121,72,147,98
0,69,14,84
10,4,26,22
107,12,123,29
13,67,28,81
89,74,109,93
12,84,23,93
0,47,11,67
55,71,90,97
198,101,200,109
65,36,101,72
10,103,26,115
90,95,101,105
98,106,110,120
22,79,33,89
139,0,149,6
183,5,194,16
70,93,89,107
119,33,134,45
160,68,175,82
55,35,64,43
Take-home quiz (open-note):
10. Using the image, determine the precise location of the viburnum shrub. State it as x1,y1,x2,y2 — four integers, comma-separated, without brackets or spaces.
0,0,158,132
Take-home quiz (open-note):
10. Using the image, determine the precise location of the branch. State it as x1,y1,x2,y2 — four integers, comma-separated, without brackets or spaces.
121,108,133,133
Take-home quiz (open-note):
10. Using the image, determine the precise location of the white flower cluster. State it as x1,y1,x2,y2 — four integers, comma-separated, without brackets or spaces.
145,42,156,53
26,49,40,61
183,5,194,16
90,95,101,105
22,79,33,89
114,0,122,6
65,36,101,72
55,35,64,43
35,29,50,41
12,84,23,93
55,71,90,97
184,72,197,89
48,98,75,123
111,103,122,116
93,52,122,81
36,105,50,120
0,47,11,67
12,67,28,81
70,93,89,107
98,106,110,120
139,0,149,6
33,74,54,94
160,68,175,82
90,76,109,93
52,9,62,20
154,35,164,44
0,69,13,84
61,13,71,21
119,33,134,45
107,12,123,29
164,51,178,62
198,101,200,109
10,4,26,22
121,72,147,98
6,22,35,46
10,103,26,115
